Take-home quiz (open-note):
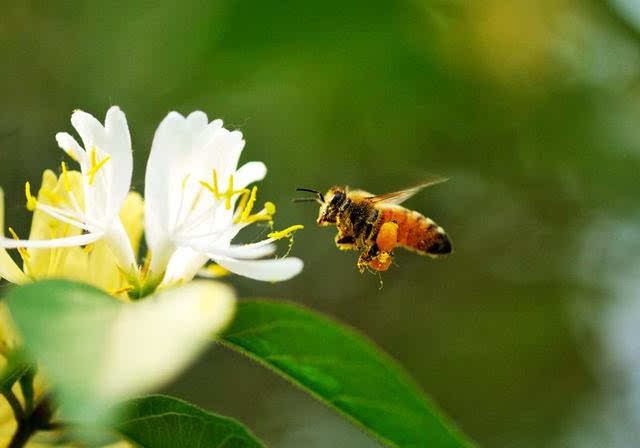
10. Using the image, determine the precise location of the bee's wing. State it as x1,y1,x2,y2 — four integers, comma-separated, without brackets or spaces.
367,177,449,205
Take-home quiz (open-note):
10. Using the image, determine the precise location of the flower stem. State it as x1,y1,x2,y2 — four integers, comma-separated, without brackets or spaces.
8,421,35,448
8,394,56,448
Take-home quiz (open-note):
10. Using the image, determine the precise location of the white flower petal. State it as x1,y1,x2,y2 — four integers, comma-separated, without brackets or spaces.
186,110,208,130
144,113,185,263
70,109,106,151
1,231,102,249
235,161,267,188
99,280,236,399
208,242,277,260
212,256,303,282
55,132,87,165
162,246,210,285
103,106,133,209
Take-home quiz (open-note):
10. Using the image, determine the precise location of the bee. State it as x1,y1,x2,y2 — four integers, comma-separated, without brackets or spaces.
296,178,452,273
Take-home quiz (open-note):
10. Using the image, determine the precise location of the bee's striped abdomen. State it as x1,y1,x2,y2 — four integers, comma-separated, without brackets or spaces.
380,207,452,257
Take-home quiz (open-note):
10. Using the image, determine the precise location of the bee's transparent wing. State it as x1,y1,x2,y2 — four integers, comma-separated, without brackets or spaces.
367,176,449,205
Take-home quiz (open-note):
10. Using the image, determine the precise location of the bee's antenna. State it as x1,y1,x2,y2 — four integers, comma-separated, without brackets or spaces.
292,197,322,203
296,187,325,202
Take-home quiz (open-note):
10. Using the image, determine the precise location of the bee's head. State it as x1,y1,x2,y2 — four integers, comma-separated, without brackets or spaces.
316,187,346,226
294,187,346,226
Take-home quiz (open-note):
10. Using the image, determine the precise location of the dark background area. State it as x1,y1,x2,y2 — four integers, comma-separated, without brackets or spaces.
2,1,640,446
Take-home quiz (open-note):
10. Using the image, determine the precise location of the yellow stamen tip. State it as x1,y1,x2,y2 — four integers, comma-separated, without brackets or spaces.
24,182,37,211
264,201,276,215
268,224,304,240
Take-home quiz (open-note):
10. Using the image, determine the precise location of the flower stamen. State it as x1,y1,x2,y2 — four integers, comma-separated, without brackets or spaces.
267,224,304,240
7,227,33,275
87,147,111,186
111,285,134,296
25,182,37,211
61,162,72,192
200,170,248,210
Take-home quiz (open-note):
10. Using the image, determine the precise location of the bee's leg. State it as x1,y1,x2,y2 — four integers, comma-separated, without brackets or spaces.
357,251,371,273
335,231,356,251
368,251,393,272
359,243,393,272
357,243,378,273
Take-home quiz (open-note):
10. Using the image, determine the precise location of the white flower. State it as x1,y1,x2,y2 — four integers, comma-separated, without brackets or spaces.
144,111,303,286
0,107,137,274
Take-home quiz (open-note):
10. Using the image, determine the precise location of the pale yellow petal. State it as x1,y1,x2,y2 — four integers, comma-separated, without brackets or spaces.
120,192,144,258
85,241,126,294
26,170,84,277
0,188,29,284
100,281,236,399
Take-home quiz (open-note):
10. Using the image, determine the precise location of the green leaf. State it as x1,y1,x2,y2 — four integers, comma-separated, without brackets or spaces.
221,300,473,448
0,349,30,393
114,394,266,448
5,280,122,424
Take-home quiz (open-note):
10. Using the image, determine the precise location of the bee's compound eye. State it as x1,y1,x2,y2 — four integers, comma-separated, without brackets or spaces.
330,191,345,206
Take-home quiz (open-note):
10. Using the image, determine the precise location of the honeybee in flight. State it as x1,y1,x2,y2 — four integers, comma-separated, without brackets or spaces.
296,178,452,273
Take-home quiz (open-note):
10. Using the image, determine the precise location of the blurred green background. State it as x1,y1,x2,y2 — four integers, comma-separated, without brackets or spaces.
2,1,640,446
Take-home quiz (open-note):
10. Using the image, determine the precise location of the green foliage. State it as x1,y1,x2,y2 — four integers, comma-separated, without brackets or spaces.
0,349,30,394
221,300,474,448
4,280,121,424
114,395,266,448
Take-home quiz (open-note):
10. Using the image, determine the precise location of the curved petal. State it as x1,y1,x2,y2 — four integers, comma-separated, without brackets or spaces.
212,256,303,282
186,110,208,130
103,106,133,210
71,109,106,151
55,132,87,166
0,250,28,284
100,280,236,399
235,161,267,188
162,246,209,285
144,112,186,256
1,232,103,249
0,189,28,284
207,242,276,260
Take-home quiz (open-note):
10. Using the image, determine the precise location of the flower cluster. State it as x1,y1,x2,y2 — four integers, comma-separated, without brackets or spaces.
0,107,304,446
0,107,304,296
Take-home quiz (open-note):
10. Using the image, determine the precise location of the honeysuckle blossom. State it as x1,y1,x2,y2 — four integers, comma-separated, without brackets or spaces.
143,111,303,288
0,172,234,447
0,107,137,277
0,171,143,297
0,105,304,445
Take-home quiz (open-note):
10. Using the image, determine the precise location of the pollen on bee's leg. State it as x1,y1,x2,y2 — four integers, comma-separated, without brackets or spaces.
369,251,392,272
376,222,398,253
